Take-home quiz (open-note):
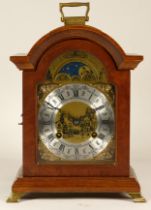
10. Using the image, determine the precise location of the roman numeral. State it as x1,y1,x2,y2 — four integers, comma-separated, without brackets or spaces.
67,148,71,154
58,94,64,101
45,101,54,109
98,133,105,139
88,143,95,150
45,101,59,110
39,120,51,125
73,89,78,97
89,90,95,100
66,90,71,97
81,90,86,96
95,105,105,111
101,120,109,124
75,148,79,155
47,134,54,142
59,144,65,152
82,148,86,154
88,93,93,100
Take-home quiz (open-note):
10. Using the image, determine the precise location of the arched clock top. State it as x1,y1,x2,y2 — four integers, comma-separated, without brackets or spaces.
10,25,143,71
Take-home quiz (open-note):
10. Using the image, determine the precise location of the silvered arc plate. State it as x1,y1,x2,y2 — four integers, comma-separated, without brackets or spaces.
38,83,114,160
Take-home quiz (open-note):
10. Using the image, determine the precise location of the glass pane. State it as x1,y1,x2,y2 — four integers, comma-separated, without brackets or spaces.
37,51,115,164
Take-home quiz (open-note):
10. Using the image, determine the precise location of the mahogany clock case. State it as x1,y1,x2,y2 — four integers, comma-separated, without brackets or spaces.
9,25,144,202
23,38,130,177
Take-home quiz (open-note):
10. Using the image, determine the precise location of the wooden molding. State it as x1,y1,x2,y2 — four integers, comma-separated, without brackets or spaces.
12,176,140,193
118,54,144,70
11,167,140,193
10,54,34,71
7,168,146,202
10,25,143,71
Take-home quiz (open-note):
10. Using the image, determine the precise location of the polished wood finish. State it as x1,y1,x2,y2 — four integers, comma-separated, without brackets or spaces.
10,25,143,71
10,54,34,70
13,176,140,193
22,39,130,177
9,24,144,200
7,168,146,202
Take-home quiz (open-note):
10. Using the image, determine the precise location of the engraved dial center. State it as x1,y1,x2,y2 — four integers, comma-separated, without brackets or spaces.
55,101,97,144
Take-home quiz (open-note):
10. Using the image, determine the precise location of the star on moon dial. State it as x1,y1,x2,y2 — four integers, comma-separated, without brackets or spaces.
38,83,114,161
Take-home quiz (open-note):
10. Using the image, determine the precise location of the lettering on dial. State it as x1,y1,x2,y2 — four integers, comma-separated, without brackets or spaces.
73,89,79,97
61,89,74,100
47,133,54,142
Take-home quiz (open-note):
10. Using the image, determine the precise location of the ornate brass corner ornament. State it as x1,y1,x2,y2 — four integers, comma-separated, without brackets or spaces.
94,140,115,162
37,83,58,107
128,192,146,203
38,140,61,162
93,83,115,105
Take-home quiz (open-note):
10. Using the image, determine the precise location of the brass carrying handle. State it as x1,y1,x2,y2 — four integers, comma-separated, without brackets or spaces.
60,2,90,22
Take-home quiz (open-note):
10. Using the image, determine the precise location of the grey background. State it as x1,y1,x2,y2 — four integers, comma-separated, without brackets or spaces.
0,0,150,209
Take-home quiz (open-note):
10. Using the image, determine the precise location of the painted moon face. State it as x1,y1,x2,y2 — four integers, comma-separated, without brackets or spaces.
38,83,114,160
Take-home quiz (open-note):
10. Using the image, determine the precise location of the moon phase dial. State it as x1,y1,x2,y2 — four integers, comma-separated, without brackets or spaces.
38,83,115,161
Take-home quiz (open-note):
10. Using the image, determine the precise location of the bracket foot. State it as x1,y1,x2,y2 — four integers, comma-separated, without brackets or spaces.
128,192,146,203
7,192,26,203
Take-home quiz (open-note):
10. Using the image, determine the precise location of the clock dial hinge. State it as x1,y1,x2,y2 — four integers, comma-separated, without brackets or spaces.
59,2,90,25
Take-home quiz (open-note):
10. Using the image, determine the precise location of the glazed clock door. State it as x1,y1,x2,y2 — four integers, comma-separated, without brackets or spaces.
23,39,130,177
36,41,116,166
38,83,115,161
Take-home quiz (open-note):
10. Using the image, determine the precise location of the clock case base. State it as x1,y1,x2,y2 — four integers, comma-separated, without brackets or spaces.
7,168,146,202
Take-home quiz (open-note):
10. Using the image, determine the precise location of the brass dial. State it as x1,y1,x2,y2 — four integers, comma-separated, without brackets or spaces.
38,83,114,161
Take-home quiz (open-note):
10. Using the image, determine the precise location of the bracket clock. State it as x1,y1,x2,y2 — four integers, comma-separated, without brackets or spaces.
7,2,145,202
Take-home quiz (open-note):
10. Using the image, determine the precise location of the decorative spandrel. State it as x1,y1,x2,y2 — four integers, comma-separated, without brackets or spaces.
37,82,115,163
46,51,108,83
